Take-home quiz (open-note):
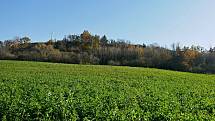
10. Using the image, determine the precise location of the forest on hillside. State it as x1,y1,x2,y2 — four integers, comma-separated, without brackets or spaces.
0,31,215,73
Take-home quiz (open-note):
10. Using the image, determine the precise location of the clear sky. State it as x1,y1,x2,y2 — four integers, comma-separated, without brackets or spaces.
0,0,215,48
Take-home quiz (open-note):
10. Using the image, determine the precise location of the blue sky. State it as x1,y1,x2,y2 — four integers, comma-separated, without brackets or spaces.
0,0,215,48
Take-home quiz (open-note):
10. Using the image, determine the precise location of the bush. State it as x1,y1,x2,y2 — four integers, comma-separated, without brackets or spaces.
108,60,120,66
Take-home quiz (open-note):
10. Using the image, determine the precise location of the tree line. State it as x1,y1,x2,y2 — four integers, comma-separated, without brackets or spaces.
0,30,215,73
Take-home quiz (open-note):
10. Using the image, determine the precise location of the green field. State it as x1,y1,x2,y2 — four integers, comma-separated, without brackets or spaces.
0,60,214,120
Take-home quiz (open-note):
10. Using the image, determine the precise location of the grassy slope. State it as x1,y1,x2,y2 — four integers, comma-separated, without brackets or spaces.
0,60,214,120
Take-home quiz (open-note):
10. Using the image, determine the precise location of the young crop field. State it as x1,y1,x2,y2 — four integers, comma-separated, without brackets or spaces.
0,60,214,120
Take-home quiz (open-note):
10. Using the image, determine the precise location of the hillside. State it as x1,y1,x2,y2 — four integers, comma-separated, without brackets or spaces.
1,31,215,74
0,60,214,120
